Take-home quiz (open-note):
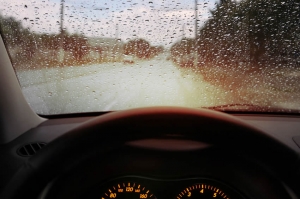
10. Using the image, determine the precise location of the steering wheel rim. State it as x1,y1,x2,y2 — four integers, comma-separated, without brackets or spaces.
1,107,299,198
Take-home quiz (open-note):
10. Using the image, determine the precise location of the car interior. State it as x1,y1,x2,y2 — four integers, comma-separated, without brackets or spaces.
0,0,300,199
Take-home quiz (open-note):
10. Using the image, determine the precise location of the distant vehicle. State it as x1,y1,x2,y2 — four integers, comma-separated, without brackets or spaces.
123,55,135,64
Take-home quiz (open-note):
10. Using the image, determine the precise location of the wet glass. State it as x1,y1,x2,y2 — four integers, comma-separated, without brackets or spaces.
0,0,299,115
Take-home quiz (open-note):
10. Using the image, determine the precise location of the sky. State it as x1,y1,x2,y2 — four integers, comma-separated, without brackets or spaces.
0,0,219,47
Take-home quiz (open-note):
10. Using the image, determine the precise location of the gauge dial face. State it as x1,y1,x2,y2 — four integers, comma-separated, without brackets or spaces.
176,183,239,199
102,182,156,199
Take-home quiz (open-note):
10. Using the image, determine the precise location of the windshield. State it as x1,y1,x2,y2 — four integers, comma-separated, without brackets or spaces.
0,0,299,115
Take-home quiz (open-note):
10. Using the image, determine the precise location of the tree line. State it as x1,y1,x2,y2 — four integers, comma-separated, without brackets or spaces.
0,14,164,68
0,14,89,63
171,0,300,69
124,38,164,59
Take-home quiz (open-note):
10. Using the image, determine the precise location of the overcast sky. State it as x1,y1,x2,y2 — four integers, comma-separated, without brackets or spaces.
0,0,219,47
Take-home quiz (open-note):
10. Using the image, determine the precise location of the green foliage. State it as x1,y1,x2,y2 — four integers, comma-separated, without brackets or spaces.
0,13,91,68
0,14,38,61
198,0,300,67
0,16,22,44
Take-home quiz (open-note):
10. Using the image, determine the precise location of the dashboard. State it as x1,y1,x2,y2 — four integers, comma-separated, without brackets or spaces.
1,109,300,199
42,138,294,199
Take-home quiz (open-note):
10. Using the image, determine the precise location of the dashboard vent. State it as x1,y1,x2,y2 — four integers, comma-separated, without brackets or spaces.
17,142,47,157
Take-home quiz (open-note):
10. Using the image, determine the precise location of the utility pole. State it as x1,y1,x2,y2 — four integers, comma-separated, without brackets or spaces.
115,23,120,61
194,0,198,68
59,0,65,64
195,0,198,40
57,0,66,112
60,0,65,35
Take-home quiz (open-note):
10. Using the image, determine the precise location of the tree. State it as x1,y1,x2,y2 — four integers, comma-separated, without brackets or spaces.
124,38,151,59
0,15,23,45
197,0,300,67
0,14,37,60
64,34,89,61
170,38,196,58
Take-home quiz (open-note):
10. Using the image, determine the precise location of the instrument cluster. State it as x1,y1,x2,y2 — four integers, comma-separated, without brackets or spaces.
83,176,246,199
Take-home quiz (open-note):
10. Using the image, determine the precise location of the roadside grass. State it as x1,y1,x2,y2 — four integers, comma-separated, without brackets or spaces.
12,53,125,71
12,52,159,72
174,59,300,108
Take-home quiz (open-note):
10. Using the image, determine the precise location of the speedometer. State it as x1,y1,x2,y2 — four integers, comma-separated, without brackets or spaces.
101,182,157,199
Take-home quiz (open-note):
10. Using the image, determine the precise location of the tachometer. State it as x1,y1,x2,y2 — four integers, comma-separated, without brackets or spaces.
176,182,244,199
102,182,156,199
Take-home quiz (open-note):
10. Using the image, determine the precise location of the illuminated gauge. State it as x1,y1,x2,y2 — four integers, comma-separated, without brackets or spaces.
176,183,244,199
102,182,156,199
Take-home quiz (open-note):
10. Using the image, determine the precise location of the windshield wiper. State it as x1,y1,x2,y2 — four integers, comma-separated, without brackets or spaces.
203,103,300,114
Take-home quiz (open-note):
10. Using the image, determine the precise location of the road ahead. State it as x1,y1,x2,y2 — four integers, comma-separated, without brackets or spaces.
18,55,235,115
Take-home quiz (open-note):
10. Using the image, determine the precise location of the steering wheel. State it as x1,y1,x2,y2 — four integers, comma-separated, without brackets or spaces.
1,107,299,198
